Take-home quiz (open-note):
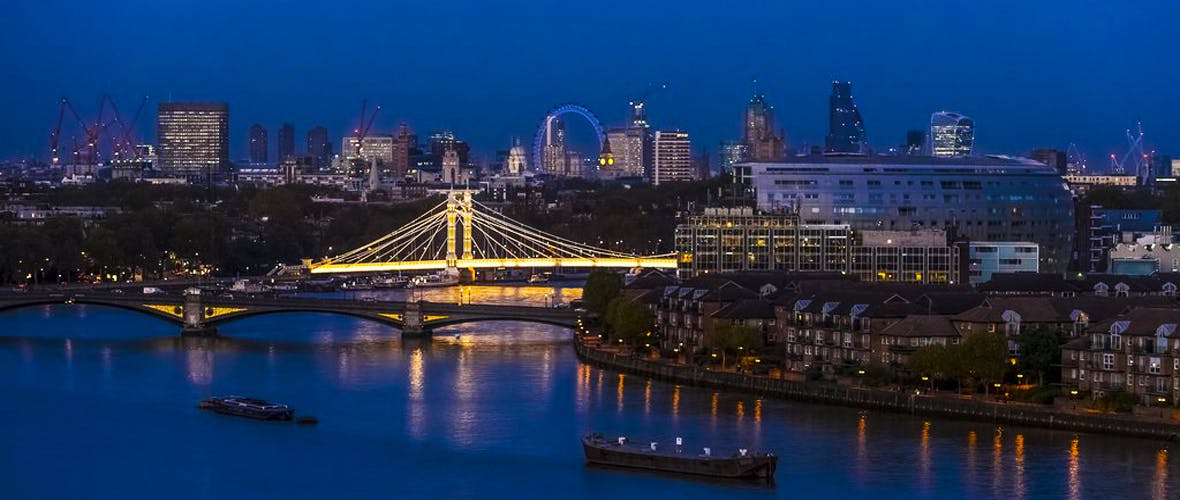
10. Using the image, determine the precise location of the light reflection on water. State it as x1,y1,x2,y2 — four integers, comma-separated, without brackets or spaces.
1,302,1180,499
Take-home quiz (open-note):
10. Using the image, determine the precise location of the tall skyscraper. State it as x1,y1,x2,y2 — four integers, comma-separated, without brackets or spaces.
929,111,974,157
277,123,295,161
743,94,786,161
825,81,867,153
156,102,229,177
248,123,268,164
542,118,568,174
305,125,330,168
652,130,693,185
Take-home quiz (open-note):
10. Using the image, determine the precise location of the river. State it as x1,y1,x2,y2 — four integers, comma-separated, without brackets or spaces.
0,284,1176,499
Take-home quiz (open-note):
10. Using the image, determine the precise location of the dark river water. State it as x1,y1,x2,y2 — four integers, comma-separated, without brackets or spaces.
1,285,1177,499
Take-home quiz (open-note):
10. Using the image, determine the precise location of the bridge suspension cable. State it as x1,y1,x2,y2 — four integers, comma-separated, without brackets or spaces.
307,191,676,274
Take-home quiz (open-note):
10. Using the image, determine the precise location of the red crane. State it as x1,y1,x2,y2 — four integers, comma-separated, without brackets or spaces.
353,99,381,160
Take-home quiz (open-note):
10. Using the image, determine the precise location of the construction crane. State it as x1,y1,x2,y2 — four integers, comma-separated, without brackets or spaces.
627,82,668,128
1109,122,1149,181
352,99,381,161
104,95,149,160
49,98,69,167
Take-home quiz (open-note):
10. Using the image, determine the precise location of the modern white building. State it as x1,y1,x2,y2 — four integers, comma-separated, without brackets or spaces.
967,242,1039,284
748,154,1074,273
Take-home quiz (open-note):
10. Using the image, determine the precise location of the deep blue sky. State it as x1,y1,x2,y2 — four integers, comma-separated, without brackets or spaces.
3,0,1177,166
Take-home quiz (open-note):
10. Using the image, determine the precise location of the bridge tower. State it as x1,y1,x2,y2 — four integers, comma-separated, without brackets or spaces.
181,288,219,337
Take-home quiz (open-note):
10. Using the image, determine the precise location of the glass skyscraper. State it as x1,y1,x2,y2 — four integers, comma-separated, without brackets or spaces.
930,111,974,157
825,81,866,153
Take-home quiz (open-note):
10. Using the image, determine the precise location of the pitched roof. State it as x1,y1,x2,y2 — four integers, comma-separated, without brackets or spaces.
1088,308,1180,336
878,315,960,337
976,273,1081,293
712,299,777,320
952,297,1067,323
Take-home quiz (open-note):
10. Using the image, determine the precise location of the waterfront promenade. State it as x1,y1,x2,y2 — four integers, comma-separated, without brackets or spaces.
574,335,1180,441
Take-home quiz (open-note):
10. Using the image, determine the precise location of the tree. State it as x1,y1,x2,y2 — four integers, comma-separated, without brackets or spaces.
605,297,654,348
909,345,951,380
583,270,623,316
957,332,1009,396
1017,326,1062,386
703,323,762,369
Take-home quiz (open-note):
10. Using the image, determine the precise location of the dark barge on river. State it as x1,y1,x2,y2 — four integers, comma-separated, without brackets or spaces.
582,434,777,482
199,396,295,421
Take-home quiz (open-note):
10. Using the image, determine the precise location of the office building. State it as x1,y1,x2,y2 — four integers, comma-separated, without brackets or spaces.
277,123,295,161
749,154,1074,273
248,124,268,164
306,126,330,168
825,81,866,153
156,102,229,178
967,242,1040,284
743,94,786,161
342,134,395,165
1030,148,1067,175
605,127,649,178
652,130,693,185
673,207,961,283
930,111,974,157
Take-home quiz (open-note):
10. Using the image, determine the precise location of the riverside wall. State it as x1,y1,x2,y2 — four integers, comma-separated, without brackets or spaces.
574,339,1180,441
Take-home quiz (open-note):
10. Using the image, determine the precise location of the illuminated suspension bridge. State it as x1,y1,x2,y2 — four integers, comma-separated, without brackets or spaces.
304,191,677,274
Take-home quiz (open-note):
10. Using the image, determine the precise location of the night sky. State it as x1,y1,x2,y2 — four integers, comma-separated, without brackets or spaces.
3,0,1177,166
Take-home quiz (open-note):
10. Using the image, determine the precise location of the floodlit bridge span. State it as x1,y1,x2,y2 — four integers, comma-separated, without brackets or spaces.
0,292,581,338
304,190,676,274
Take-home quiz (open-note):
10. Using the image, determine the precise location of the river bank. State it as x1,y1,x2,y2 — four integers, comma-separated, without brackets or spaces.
573,336,1180,441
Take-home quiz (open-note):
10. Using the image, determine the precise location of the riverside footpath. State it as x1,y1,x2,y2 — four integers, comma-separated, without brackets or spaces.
573,335,1180,441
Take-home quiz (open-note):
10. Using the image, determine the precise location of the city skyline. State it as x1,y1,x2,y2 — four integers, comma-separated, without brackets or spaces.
2,1,1177,165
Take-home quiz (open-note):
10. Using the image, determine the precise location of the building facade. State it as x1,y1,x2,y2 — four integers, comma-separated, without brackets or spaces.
674,208,961,283
749,155,1074,273
156,102,229,178
929,111,974,158
605,127,649,178
306,125,330,168
277,123,295,161
248,123,268,164
342,135,395,165
967,242,1040,284
652,130,693,185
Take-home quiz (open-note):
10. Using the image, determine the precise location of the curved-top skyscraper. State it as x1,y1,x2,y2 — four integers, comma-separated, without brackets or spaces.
930,111,975,157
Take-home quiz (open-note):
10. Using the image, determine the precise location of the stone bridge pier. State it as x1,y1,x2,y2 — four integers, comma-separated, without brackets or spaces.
401,301,430,338
181,288,219,337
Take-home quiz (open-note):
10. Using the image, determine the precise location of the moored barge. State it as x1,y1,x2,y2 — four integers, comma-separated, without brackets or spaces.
199,396,295,421
582,434,776,482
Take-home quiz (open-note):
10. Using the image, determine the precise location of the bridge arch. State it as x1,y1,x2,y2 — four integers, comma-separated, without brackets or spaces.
424,316,577,331
0,298,183,325
532,104,605,173
204,308,403,331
